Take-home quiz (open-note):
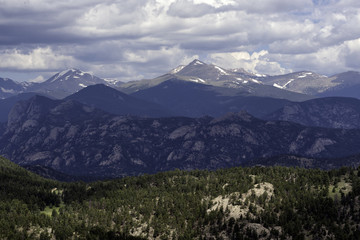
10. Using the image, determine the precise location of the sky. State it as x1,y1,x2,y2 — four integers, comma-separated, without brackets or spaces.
0,0,360,82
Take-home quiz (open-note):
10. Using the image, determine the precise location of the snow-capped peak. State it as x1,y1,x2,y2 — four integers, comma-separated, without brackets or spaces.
189,59,206,66
50,69,92,83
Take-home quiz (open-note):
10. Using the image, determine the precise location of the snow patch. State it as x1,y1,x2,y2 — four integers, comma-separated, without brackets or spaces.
193,60,204,65
250,78,261,84
297,72,312,78
255,73,267,77
273,83,284,89
104,78,122,85
214,66,229,75
1,87,15,93
189,77,206,83
283,79,294,88
273,78,294,89
51,69,70,82
51,69,80,82
79,83,87,88
170,65,185,74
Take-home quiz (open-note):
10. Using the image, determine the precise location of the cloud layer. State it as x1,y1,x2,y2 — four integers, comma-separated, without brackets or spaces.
0,0,360,81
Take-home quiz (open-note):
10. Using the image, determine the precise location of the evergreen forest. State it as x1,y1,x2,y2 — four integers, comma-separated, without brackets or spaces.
1,156,360,239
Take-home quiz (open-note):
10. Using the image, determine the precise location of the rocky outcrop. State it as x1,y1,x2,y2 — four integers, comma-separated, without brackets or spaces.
1,96,360,178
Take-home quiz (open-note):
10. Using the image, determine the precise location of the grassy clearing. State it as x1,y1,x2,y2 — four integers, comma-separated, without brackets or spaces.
329,179,352,200
41,203,64,217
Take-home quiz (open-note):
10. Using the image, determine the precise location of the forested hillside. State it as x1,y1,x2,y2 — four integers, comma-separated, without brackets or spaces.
1,155,360,239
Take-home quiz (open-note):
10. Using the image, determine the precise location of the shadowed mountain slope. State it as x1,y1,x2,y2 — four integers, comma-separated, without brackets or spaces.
65,84,172,117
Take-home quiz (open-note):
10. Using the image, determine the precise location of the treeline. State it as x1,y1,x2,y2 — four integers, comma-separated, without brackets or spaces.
1,155,360,239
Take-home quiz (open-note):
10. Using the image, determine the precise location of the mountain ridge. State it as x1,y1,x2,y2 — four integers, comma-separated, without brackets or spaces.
266,96,360,129
2,59,360,100
64,84,172,117
2,95,360,177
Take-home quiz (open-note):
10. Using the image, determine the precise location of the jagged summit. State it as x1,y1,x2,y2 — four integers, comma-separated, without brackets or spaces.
47,68,94,83
189,59,206,65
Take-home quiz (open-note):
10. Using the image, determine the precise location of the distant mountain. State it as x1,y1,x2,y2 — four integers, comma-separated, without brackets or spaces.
266,97,360,129
120,60,312,102
260,70,360,98
65,84,171,117
0,77,25,99
2,96,360,177
318,71,360,98
260,71,333,95
27,69,123,98
173,59,261,87
2,60,360,101
119,73,187,94
132,79,293,118
165,59,360,99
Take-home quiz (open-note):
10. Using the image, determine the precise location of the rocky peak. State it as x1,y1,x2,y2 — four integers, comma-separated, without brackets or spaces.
189,59,206,66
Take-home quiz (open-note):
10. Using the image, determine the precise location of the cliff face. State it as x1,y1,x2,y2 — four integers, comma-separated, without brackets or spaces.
1,96,360,178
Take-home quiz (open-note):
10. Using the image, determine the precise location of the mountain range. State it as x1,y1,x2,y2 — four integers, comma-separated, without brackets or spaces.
1,59,360,102
1,59,360,179
0,68,123,99
2,95,360,178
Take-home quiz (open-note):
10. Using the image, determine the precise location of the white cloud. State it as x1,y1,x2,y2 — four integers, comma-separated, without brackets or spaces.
0,47,76,71
1,0,360,81
343,38,360,69
209,50,291,75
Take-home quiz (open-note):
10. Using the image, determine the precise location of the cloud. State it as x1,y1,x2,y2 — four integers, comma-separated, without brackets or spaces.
342,38,360,69
209,50,291,75
167,0,216,18
0,47,76,71
0,0,360,81
231,0,313,14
